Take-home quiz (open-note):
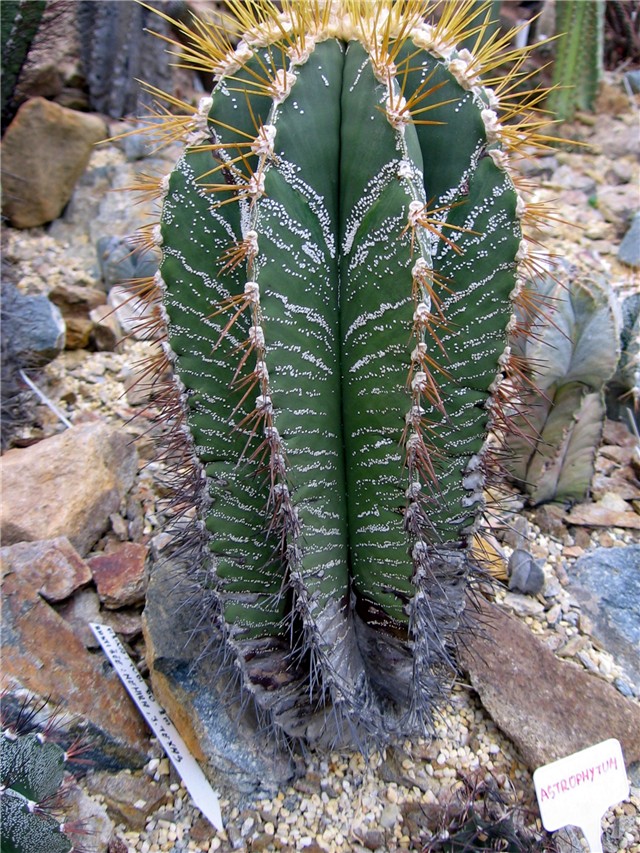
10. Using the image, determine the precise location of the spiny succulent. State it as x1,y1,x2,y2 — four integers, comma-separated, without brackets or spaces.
127,0,557,744
0,697,88,853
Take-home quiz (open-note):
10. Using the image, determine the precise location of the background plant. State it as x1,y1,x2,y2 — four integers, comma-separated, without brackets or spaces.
0,0,46,133
505,263,621,506
547,0,605,121
131,0,555,744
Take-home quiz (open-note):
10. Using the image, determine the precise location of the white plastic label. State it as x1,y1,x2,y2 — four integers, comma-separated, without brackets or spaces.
90,622,223,831
533,738,629,853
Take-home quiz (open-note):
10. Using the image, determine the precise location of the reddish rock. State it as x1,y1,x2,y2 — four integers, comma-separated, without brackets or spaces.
0,537,91,602
89,542,148,608
0,421,138,556
459,601,640,770
1,97,107,228
1,553,148,767
56,587,143,648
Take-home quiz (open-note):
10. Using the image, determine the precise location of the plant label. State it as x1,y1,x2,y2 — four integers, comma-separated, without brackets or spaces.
90,622,223,831
533,738,629,853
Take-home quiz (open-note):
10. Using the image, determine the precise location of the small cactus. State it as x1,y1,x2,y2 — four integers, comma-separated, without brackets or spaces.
131,0,556,742
0,701,86,853
505,263,621,505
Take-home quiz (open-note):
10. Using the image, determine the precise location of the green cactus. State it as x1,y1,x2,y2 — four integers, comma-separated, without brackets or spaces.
1,727,77,853
133,0,552,741
548,0,605,121
0,0,46,134
505,264,621,505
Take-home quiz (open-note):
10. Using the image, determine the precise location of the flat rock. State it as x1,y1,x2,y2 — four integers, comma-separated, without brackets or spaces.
1,97,107,228
567,547,640,692
0,537,91,602
1,554,148,769
458,600,640,771
143,556,299,799
85,770,169,830
565,502,640,529
0,421,138,556
88,542,148,608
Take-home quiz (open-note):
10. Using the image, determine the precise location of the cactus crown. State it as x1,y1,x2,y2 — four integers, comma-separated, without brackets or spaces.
129,0,555,743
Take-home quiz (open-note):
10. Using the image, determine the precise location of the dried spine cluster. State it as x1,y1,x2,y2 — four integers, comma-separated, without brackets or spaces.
129,0,555,743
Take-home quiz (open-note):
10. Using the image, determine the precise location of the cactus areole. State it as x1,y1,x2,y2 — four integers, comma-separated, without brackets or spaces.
140,0,547,742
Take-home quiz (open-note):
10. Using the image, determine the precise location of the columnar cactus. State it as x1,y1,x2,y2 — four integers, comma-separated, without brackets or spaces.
505,264,621,505
134,0,552,742
548,0,605,121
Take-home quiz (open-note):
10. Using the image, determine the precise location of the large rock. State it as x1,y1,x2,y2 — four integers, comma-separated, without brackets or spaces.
567,547,640,692
143,557,299,799
1,542,148,769
0,421,137,555
1,282,66,366
458,600,640,771
0,97,106,228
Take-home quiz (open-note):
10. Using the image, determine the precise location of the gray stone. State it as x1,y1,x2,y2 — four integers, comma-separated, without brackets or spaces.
567,546,640,691
379,803,400,830
458,599,640,771
143,557,300,800
0,421,138,555
1,283,65,366
96,235,159,292
508,549,545,595
625,70,640,94
618,211,640,268
500,515,532,550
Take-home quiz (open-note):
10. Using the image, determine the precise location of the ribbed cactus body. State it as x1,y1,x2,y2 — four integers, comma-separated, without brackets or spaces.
148,1,539,739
